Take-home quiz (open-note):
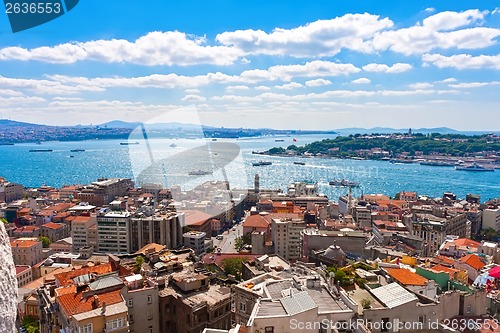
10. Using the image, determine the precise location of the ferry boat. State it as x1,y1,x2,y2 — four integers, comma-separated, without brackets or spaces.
70,149,85,152
455,162,494,172
120,141,140,145
29,149,53,152
188,170,212,176
293,161,306,165
275,139,285,142
329,179,360,187
420,160,455,167
170,143,177,148
252,161,272,166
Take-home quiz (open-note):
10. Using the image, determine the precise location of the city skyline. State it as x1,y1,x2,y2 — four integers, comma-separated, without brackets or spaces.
0,1,499,130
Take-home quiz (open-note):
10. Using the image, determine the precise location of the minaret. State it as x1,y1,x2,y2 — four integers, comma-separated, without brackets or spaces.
254,174,260,194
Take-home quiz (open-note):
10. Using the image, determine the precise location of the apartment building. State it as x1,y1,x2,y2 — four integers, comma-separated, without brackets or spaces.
129,211,184,252
40,222,70,243
97,211,132,253
0,180,24,202
16,265,33,287
71,214,97,249
271,218,305,260
409,212,470,256
122,274,160,333
78,178,134,206
10,238,43,266
183,231,207,256
483,208,500,231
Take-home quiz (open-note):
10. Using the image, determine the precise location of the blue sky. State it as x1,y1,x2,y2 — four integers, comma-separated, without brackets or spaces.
0,0,499,130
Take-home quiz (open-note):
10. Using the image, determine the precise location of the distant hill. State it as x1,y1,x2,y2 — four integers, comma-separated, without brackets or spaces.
99,120,210,131
0,119,47,127
335,127,498,136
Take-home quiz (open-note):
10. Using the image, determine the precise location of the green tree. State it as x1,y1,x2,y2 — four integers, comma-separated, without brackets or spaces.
39,236,51,248
0,217,7,224
133,255,145,273
234,237,244,252
23,316,39,333
361,298,372,309
220,257,248,280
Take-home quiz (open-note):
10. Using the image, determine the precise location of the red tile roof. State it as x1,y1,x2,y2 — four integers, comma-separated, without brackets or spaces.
453,238,481,248
57,289,123,316
54,263,113,286
183,210,212,226
435,255,455,265
10,239,41,248
16,265,31,275
459,254,485,270
42,222,65,230
72,215,91,223
431,264,461,277
243,214,270,229
384,267,428,286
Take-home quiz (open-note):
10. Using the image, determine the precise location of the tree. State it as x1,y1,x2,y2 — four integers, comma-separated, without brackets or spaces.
23,316,39,333
234,237,244,252
220,257,248,280
39,236,51,248
361,298,372,309
0,217,7,224
133,255,144,273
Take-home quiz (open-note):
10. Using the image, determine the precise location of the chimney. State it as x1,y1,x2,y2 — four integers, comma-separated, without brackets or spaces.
101,302,106,315
92,295,99,309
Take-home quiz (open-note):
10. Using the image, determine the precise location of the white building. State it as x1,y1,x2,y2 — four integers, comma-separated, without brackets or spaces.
97,211,131,253
183,230,207,256
271,218,305,260
483,208,500,231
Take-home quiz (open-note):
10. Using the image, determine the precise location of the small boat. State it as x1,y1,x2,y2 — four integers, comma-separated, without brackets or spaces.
70,155,74,158
170,143,177,148
120,141,140,145
329,179,360,187
455,162,494,172
293,161,306,165
252,161,272,166
70,149,85,152
212,139,218,141
188,170,212,176
0,143,14,145
275,139,285,142
29,149,53,152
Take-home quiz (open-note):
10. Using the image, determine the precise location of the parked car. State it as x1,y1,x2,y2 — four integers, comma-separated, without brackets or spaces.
216,235,223,240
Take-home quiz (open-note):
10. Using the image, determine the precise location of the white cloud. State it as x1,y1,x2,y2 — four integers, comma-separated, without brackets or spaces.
0,96,46,104
185,88,201,94
362,63,412,73
265,61,360,81
422,53,500,70
275,82,303,90
226,85,250,91
449,81,500,88
439,78,457,83
181,94,207,102
424,7,435,13
0,31,242,66
409,82,433,89
254,86,271,90
0,89,24,97
372,10,499,55
216,13,394,57
305,79,332,87
352,78,371,84
493,8,500,15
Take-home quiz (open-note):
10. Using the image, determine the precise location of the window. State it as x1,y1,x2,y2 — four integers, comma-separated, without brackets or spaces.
128,299,133,307
265,327,274,333
106,317,125,331
239,302,246,313
78,323,93,333
147,295,152,304
129,314,134,324
148,326,153,333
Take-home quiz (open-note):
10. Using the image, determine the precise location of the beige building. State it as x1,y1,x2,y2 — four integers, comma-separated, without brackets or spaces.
41,222,70,243
71,214,97,249
271,218,305,260
129,211,184,252
16,265,33,287
11,238,43,266
122,274,160,333
0,180,24,202
483,208,500,231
